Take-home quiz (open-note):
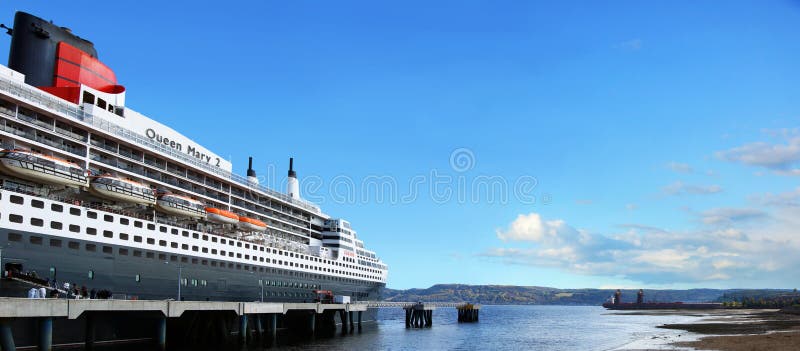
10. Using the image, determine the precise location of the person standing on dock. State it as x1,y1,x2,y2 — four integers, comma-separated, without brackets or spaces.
637,289,644,304
614,289,622,305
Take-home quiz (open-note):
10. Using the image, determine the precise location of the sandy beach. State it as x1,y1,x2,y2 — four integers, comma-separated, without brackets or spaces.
661,309,800,350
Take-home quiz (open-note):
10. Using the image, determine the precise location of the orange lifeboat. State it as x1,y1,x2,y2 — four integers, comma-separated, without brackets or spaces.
0,149,87,187
238,216,267,232
89,174,155,205
206,207,239,225
156,193,206,218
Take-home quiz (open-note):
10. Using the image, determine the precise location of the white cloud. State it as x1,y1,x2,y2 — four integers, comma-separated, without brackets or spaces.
485,209,800,286
716,136,800,173
663,181,722,196
666,161,693,173
750,187,800,207
625,203,639,211
699,207,765,225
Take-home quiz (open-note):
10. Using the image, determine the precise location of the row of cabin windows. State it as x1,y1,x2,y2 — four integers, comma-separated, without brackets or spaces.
5,194,384,278
4,231,382,287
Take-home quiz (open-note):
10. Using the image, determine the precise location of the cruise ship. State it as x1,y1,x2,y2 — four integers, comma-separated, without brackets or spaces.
0,12,387,303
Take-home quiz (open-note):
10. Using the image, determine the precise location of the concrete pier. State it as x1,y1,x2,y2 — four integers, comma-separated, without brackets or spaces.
0,298,478,349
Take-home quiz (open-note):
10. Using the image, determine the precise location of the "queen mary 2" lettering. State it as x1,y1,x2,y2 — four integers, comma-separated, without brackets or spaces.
145,128,220,167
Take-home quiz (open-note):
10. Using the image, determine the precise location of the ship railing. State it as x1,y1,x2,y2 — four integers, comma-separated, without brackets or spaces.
0,75,321,213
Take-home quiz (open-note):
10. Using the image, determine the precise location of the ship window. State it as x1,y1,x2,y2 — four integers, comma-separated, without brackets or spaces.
159,226,167,233
172,229,179,235
69,224,80,233
86,228,97,235
104,215,113,222
31,200,44,208
202,247,208,253
68,241,79,250
180,257,187,263
30,218,44,227
88,270,94,279
211,249,217,254
219,250,225,256
7,232,21,242
170,255,177,262
119,233,129,240
134,221,143,228
103,230,113,238
237,253,242,258
97,98,106,109
70,208,81,216
192,233,199,239
158,254,166,260
134,236,142,242
172,242,179,249
202,235,208,241
182,230,190,237
245,254,249,260
211,261,217,267
119,218,129,225
229,252,234,257
236,264,241,270
237,242,242,247
181,278,187,286
82,91,95,104
159,240,166,246
51,204,63,212
87,211,97,219
119,248,128,255
147,224,155,230
212,237,217,243
102,246,112,254
146,252,154,259
245,244,250,249
147,238,155,245
133,250,142,257
191,258,198,264
192,246,198,252
9,214,22,223
230,241,234,247
220,239,226,244
135,274,141,282
10,195,23,204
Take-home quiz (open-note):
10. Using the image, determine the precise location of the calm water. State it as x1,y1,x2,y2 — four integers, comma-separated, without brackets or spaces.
272,305,703,351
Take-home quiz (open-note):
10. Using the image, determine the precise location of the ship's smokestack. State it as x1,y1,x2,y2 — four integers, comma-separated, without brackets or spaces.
287,157,300,200
247,156,258,185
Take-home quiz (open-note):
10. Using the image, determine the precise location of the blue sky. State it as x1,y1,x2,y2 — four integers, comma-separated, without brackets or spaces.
2,1,800,289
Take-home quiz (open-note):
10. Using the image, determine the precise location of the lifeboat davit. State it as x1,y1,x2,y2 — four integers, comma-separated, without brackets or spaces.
89,175,155,205
238,216,267,232
206,207,239,225
0,149,87,187
156,193,206,218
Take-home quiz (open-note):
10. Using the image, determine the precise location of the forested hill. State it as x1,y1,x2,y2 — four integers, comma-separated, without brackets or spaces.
382,284,792,305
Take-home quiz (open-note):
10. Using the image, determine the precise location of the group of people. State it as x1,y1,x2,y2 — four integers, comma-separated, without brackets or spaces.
24,280,113,299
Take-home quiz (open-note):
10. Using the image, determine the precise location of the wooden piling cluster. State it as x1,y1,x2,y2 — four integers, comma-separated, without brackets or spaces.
404,303,433,328
457,303,480,323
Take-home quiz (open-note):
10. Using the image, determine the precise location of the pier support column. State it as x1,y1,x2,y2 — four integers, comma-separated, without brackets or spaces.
308,313,315,337
156,316,166,351
38,317,52,351
404,309,411,328
357,311,362,331
426,310,432,327
84,313,95,351
269,314,277,346
239,314,248,346
340,310,348,335
348,311,354,333
255,314,263,342
0,319,15,351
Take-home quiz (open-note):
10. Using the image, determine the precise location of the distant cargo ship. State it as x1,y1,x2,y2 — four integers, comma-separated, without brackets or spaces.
602,302,724,310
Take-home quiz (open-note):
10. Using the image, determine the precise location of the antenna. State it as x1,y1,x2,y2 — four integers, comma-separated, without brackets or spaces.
288,157,296,178
247,157,256,177
0,24,12,35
